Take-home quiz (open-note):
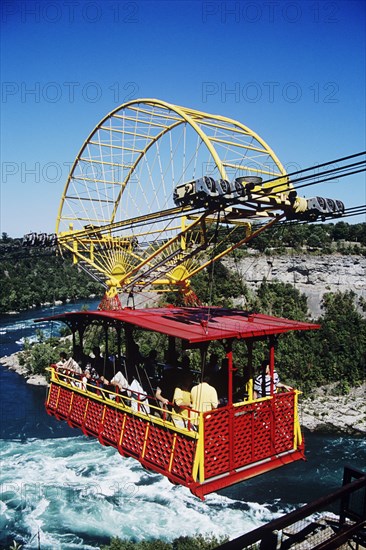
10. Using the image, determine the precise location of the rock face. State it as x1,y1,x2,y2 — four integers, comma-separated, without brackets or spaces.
226,254,366,317
300,383,366,435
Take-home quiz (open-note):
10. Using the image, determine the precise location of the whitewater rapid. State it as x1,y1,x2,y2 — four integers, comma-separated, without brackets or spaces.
1,436,282,549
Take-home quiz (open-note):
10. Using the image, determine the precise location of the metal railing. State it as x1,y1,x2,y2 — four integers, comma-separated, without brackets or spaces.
215,466,366,550
48,365,199,433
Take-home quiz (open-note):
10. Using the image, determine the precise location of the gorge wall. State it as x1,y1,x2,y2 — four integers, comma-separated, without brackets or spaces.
225,254,366,318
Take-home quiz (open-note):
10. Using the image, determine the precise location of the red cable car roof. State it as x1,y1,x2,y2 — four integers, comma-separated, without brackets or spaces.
39,307,320,343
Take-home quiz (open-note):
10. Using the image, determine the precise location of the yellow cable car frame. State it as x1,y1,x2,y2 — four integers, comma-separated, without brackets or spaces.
56,99,292,297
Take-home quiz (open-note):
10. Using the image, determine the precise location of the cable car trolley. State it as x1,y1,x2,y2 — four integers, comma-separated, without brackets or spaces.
43,306,320,499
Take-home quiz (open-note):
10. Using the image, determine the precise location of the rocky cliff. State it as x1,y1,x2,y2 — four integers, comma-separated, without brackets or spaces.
225,254,366,317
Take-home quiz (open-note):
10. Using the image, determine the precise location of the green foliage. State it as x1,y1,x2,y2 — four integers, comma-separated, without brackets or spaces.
28,343,56,375
254,287,366,393
191,261,248,307
18,342,54,377
247,222,366,253
315,291,366,386
18,338,71,377
158,258,366,394
0,238,101,313
252,280,309,321
101,534,228,550
218,280,365,395
335,380,351,395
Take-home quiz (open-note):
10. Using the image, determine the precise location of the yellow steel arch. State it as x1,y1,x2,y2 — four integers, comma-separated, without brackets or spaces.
56,99,294,296
108,99,230,224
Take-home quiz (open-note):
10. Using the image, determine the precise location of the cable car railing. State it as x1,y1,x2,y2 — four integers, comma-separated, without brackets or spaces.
47,366,199,433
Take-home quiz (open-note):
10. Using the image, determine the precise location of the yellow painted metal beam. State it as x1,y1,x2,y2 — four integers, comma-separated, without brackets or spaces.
210,136,268,154
79,157,132,169
89,140,144,153
223,162,283,178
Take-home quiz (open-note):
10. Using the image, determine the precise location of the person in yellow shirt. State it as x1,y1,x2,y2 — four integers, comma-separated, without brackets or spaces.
190,375,218,425
171,373,193,428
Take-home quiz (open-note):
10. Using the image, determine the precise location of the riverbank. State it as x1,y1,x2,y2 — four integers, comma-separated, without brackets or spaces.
300,383,366,435
0,352,48,386
1,352,365,435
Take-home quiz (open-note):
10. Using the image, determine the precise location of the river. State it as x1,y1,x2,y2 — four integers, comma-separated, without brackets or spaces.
0,303,365,549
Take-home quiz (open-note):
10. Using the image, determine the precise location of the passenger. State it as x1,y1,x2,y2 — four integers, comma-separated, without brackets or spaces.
131,342,144,368
72,345,90,370
91,346,104,377
60,353,82,376
81,368,91,391
180,353,191,372
190,375,218,425
58,352,83,387
97,367,128,402
128,366,150,415
56,351,68,368
105,354,119,382
232,366,247,402
253,361,292,399
211,359,229,406
144,349,158,379
107,370,129,393
206,352,220,375
171,372,193,428
155,365,179,412
55,351,72,381
162,349,180,371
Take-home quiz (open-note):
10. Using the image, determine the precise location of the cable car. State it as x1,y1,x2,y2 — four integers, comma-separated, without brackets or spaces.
42,98,342,498
42,306,319,499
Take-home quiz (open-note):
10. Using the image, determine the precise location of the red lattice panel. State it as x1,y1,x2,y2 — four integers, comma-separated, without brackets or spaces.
68,393,88,427
56,387,73,419
83,400,104,435
46,384,60,412
273,394,295,453
203,408,230,479
170,435,196,482
233,406,255,466
100,406,125,446
120,414,146,457
143,425,175,470
252,400,274,461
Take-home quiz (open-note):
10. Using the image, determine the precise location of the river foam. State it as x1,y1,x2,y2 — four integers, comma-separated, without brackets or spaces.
0,437,282,549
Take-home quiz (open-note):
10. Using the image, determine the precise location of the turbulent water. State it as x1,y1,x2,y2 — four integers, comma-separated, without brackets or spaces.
0,303,365,549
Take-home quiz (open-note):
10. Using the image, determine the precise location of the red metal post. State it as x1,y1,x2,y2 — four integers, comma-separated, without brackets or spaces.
226,343,234,473
269,336,275,396
246,339,253,400
227,345,233,407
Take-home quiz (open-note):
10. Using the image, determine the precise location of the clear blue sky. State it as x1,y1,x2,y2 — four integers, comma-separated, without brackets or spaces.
1,0,365,236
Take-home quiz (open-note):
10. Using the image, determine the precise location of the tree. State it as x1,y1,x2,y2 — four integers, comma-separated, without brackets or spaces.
253,281,309,321
315,291,366,387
